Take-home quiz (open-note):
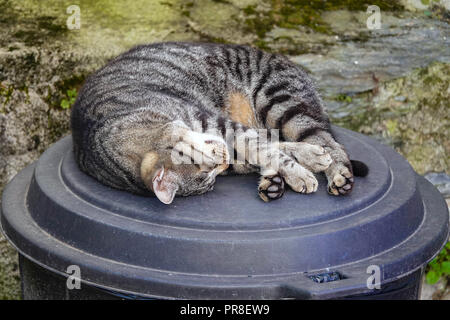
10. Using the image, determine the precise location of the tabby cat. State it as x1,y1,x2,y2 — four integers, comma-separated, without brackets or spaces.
71,42,368,204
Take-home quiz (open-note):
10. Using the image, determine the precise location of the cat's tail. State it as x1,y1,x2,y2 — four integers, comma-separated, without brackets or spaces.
350,160,369,177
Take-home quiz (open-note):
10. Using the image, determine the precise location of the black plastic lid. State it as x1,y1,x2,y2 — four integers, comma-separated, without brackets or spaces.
1,127,448,299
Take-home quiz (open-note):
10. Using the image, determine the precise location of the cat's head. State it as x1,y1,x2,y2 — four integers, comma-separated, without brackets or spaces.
150,163,228,204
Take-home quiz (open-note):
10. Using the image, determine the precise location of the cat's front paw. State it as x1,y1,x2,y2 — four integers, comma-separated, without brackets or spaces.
174,131,230,173
281,142,332,173
201,138,230,172
283,165,318,194
327,164,354,196
258,171,285,202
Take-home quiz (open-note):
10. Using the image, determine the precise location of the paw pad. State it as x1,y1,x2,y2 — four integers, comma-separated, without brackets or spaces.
258,174,285,202
328,174,354,195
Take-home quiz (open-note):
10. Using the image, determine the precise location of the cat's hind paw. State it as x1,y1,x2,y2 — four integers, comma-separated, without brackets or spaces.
283,166,318,194
258,171,285,202
327,164,354,196
280,142,332,173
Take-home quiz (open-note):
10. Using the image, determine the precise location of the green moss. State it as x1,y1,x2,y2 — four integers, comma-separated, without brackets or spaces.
385,119,399,136
60,89,77,109
319,0,403,11
46,110,71,143
45,77,75,142
36,15,67,34
242,0,405,50
44,74,85,111
0,84,33,115
331,62,449,174
0,0,67,46
426,242,450,285
331,101,374,132
0,0,19,27
0,0,192,54
0,83,14,104
335,94,353,103
0,236,21,300
59,74,85,92
252,39,271,51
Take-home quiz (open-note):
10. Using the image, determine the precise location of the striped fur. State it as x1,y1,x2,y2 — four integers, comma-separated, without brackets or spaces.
71,42,357,203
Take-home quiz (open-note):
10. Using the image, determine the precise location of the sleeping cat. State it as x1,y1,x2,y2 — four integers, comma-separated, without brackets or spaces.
71,42,368,204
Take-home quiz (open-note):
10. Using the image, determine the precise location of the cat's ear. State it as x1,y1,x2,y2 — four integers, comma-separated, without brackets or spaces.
152,167,178,204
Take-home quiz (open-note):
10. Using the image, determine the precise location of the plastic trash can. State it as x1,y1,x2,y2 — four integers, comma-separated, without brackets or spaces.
1,126,448,299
